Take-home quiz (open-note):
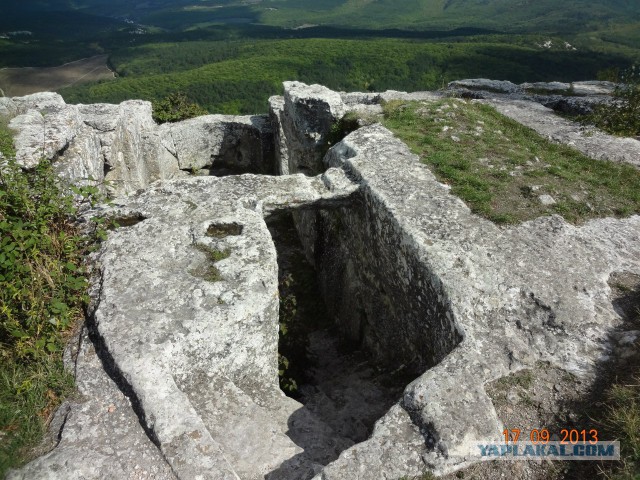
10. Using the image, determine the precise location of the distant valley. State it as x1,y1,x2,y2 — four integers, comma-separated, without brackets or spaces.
0,0,638,113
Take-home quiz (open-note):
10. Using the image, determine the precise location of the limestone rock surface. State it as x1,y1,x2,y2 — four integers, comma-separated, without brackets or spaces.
10,104,83,168
280,81,346,175
448,78,520,94
7,326,177,480
7,79,640,480
159,114,273,174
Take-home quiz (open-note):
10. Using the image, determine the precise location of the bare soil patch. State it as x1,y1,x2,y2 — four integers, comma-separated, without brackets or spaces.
0,55,114,97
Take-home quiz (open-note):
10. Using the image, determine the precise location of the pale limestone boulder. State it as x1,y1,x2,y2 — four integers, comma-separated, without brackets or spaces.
159,114,273,174
11,91,66,114
10,104,83,168
281,81,346,175
448,78,521,94
53,124,104,187
0,97,18,118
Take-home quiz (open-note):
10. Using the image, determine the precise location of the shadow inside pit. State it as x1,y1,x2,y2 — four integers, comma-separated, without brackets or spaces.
264,211,417,479
193,118,275,177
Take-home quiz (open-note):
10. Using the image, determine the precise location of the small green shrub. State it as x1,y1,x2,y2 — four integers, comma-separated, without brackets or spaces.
152,92,208,124
0,124,102,474
0,158,89,359
584,65,640,137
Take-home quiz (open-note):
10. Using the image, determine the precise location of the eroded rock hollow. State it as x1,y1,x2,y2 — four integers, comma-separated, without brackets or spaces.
3,80,640,480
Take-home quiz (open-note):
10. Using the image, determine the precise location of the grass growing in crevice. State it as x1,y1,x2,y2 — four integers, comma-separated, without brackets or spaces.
590,275,640,480
382,99,640,224
0,119,15,159
195,243,231,263
568,307,640,480
398,473,436,480
494,369,534,390
0,121,99,476
190,243,231,282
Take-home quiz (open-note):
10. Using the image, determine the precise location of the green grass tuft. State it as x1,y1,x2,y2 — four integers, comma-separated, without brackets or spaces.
195,243,231,263
0,356,74,475
190,243,231,282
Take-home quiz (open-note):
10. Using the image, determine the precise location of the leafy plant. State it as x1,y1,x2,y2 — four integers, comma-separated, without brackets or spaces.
278,353,297,394
327,111,361,147
0,125,101,475
584,65,640,137
268,213,333,397
152,92,208,124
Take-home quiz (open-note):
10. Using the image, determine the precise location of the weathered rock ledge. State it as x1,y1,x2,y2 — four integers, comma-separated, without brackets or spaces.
0,93,274,197
3,80,640,480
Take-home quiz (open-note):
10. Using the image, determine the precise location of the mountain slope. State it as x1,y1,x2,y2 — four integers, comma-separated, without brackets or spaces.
256,0,640,32
5,0,637,33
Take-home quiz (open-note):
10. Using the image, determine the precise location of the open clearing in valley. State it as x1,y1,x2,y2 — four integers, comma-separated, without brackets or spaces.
0,55,114,97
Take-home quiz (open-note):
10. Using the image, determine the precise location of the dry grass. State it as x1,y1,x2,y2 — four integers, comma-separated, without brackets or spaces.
0,55,114,97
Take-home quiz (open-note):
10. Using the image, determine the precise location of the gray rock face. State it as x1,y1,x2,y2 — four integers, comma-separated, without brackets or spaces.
448,79,620,116
101,100,179,195
11,92,67,114
280,81,345,175
450,78,618,98
521,81,572,94
159,114,273,175
0,97,18,118
571,80,618,96
303,124,640,478
7,326,177,480
269,95,290,175
10,104,83,168
448,78,521,94
9,170,358,480
53,124,104,187
2,93,275,197
270,83,640,478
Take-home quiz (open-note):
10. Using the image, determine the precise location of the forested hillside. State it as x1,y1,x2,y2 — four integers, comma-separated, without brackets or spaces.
1,0,638,114
6,0,638,32
61,38,629,114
